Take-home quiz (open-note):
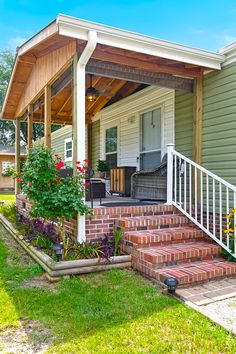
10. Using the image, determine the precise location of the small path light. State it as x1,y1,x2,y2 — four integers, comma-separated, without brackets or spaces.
164,277,179,294
52,243,64,262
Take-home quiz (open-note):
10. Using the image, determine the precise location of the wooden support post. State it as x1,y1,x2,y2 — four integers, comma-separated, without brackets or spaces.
27,104,33,149
72,53,78,174
15,118,21,195
87,123,93,168
193,77,203,202
193,77,203,165
44,85,51,148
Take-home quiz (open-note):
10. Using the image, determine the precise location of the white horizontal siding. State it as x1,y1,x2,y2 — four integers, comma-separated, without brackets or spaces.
95,86,175,169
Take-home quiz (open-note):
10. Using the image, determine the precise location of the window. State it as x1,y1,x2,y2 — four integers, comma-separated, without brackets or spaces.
64,138,73,161
105,126,117,169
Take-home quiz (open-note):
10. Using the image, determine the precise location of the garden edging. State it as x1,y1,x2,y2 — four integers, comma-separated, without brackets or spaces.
0,214,131,278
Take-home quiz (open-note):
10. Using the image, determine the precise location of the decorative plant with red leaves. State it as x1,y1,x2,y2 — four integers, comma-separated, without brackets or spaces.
16,145,91,245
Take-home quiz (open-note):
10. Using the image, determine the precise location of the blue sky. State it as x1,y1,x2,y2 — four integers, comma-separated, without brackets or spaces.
1,0,236,53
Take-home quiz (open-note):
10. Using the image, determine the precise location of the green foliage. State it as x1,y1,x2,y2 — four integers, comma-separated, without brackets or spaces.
96,159,109,172
114,228,123,256
74,242,104,259
18,144,90,222
0,203,17,223
31,235,53,250
222,208,236,262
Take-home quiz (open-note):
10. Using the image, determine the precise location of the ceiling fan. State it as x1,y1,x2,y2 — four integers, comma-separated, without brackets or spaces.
86,74,114,102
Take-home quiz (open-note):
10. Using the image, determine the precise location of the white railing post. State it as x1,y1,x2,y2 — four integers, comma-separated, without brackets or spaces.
166,144,174,204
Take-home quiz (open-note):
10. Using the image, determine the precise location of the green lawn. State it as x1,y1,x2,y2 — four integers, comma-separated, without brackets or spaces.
0,192,15,204
0,224,236,353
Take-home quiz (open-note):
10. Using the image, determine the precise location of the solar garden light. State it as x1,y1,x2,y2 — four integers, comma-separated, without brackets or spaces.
52,243,64,262
164,277,179,294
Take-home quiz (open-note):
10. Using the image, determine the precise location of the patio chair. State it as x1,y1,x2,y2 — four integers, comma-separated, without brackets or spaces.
131,154,167,201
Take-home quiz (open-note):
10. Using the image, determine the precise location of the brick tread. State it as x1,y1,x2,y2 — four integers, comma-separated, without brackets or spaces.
155,259,236,285
137,242,221,265
125,227,206,247
116,214,189,229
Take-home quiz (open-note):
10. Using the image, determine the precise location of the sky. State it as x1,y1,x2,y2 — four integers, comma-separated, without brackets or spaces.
0,0,236,53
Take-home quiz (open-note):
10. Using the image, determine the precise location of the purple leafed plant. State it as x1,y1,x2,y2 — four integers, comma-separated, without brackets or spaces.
19,214,58,243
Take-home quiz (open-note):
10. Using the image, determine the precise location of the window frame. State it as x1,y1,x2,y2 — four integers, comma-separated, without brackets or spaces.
64,137,73,162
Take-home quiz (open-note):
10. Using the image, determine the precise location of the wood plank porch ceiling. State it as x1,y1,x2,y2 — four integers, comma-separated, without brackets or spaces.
2,34,208,124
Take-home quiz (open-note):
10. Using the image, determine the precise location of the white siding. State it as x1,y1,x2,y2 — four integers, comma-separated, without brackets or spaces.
94,86,175,169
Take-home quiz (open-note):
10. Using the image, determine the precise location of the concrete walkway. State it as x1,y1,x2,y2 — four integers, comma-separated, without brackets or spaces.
176,278,236,334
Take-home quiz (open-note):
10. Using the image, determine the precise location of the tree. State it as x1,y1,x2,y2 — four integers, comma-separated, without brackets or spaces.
0,49,62,146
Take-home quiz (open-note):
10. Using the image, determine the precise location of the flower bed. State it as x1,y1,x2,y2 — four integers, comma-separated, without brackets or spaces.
0,146,131,279
0,212,131,279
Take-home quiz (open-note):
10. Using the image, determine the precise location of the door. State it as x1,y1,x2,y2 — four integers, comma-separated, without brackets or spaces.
140,108,162,170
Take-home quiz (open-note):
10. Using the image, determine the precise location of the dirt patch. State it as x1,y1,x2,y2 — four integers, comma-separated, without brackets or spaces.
0,320,54,353
19,274,57,292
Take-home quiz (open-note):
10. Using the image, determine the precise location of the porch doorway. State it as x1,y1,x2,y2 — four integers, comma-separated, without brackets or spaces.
140,107,162,170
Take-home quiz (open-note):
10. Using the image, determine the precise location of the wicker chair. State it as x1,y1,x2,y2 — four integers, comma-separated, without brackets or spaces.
131,155,167,201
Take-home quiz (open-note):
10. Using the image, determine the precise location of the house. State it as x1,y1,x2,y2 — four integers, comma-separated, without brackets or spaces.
0,145,26,191
1,14,236,286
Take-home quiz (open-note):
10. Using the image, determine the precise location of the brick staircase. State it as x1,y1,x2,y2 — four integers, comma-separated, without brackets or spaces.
115,204,236,287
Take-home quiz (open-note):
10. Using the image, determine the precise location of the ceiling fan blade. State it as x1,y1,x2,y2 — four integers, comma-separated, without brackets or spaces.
97,91,115,97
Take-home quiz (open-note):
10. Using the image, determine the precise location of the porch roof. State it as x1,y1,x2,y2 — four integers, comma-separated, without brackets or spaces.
1,14,225,123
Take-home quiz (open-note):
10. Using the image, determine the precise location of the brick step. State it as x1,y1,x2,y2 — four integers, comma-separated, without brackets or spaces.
123,227,207,249
154,259,236,286
115,214,190,233
136,242,221,268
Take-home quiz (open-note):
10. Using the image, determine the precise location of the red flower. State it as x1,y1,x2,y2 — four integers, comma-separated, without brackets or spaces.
83,166,88,171
56,179,61,183
55,161,64,170
83,159,89,163
76,161,81,164
77,166,82,172
16,177,22,183
83,181,90,187
54,154,59,157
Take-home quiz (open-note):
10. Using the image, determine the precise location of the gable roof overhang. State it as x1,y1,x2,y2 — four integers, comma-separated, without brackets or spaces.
0,14,225,122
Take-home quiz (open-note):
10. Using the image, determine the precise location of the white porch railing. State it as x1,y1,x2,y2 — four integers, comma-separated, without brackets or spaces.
166,144,236,258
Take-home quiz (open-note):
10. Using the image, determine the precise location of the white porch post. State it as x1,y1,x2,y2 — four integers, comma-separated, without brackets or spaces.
166,143,174,204
76,30,97,243
15,118,21,196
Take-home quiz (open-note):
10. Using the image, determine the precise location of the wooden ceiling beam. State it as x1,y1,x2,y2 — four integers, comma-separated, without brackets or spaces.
87,59,194,92
78,45,203,78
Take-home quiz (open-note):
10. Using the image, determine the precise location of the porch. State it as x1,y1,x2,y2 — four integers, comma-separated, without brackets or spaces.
0,15,224,243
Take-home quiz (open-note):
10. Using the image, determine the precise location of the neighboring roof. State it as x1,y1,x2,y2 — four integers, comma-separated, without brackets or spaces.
0,145,26,155
218,42,236,66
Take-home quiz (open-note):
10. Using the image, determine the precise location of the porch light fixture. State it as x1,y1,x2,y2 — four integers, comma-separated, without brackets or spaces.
52,243,64,262
164,277,179,294
86,86,97,102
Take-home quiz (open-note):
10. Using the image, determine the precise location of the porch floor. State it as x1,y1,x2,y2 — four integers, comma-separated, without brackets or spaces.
86,194,163,208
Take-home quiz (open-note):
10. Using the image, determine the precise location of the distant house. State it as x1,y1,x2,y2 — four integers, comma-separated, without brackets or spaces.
0,146,26,191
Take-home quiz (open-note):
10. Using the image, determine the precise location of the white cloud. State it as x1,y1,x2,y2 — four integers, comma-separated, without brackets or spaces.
7,36,27,50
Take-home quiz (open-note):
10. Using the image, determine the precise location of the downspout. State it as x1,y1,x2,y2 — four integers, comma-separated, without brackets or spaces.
76,30,97,243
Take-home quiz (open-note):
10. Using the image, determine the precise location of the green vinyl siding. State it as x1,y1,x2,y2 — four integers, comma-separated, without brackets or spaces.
51,126,72,158
175,91,193,158
91,120,100,175
203,62,236,186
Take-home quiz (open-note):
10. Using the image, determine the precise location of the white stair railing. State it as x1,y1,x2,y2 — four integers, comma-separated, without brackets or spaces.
166,144,236,258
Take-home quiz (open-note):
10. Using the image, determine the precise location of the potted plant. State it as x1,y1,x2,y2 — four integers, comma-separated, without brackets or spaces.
96,159,109,178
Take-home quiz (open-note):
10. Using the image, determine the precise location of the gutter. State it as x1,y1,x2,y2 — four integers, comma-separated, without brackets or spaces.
56,14,225,70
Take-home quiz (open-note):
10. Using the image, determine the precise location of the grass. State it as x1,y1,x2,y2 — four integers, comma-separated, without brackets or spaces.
0,224,236,353
0,192,15,204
